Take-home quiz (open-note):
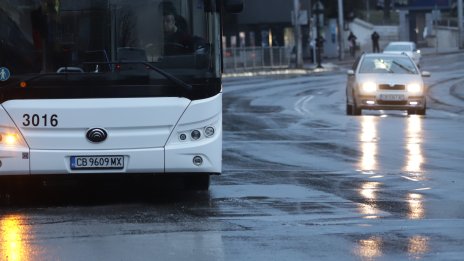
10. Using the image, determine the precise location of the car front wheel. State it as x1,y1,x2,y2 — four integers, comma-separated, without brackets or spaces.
346,103,353,115
352,99,362,116
408,107,426,116
416,107,426,115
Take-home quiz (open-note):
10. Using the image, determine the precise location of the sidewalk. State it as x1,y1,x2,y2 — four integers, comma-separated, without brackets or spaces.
420,46,461,56
306,47,463,71
223,47,464,78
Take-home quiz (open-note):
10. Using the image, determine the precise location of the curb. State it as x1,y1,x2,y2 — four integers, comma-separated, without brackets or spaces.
420,48,463,56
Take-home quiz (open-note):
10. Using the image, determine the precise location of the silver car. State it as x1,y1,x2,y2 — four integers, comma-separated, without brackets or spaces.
383,41,421,67
346,53,431,116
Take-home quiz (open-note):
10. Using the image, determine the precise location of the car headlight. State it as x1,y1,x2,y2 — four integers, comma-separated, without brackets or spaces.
361,82,377,93
407,83,422,93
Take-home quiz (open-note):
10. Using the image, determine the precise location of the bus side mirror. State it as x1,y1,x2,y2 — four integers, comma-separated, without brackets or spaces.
224,0,243,13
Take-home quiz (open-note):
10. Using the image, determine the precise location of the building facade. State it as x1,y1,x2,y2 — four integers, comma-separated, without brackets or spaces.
223,0,313,50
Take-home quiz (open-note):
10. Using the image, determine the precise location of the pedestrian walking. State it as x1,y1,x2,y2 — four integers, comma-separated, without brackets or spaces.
347,31,357,58
371,31,380,53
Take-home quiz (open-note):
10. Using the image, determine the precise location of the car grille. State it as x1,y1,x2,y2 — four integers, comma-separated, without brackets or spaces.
377,100,408,105
378,84,405,90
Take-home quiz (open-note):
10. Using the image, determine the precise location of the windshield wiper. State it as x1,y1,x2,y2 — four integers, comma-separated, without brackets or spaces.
144,61,193,93
392,61,415,74
85,61,193,93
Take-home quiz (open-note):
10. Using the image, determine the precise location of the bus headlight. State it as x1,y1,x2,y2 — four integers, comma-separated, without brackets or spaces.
191,130,201,140
204,127,215,137
177,125,217,143
2,133,19,145
0,130,27,147
407,83,422,93
0,107,28,150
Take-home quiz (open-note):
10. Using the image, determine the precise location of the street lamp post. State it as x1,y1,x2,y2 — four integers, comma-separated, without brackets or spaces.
313,1,324,68
338,0,344,60
293,0,303,68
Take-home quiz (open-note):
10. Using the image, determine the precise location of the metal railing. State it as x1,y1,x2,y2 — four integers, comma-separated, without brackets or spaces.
223,46,293,73
436,19,458,27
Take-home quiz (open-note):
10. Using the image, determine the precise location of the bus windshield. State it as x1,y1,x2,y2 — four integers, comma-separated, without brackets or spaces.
0,0,218,85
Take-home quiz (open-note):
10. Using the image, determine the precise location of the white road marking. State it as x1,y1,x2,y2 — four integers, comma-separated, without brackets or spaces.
295,95,314,115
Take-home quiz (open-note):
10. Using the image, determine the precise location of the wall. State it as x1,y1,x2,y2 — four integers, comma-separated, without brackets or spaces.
426,26,459,50
348,18,399,53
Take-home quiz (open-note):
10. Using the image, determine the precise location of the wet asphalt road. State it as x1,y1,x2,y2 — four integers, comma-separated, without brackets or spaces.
1,52,464,260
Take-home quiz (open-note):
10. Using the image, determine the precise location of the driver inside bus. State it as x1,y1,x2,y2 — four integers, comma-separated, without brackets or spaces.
162,6,194,55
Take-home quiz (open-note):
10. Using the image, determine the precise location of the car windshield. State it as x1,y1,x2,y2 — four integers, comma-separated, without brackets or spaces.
358,56,418,74
0,0,217,85
384,44,413,52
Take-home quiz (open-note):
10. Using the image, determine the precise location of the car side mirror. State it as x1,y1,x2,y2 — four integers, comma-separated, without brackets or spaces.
347,69,355,76
421,71,431,77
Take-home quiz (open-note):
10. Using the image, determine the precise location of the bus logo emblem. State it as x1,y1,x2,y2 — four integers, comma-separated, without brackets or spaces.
86,128,108,143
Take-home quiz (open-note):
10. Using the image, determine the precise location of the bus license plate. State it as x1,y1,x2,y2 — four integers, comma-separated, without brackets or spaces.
70,156,124,170
379,94,405,101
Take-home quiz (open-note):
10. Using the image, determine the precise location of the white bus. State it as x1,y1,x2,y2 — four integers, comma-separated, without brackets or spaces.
0,0,242,190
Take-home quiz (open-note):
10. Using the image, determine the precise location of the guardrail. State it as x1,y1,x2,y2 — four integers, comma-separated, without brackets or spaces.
223,47,293,73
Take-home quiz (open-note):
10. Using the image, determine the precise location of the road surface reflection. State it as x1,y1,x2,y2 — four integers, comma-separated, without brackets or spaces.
408,235,429,258
359,116,379,173
0,215,33,261
407,193,425,219
355,234,430,260
357,115,427,220
355,236,382,261
405,115,424,175
358,182,381,219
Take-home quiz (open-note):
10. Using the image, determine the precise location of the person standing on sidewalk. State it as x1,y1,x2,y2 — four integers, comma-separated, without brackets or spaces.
347,31,357,58
371,31,380,53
